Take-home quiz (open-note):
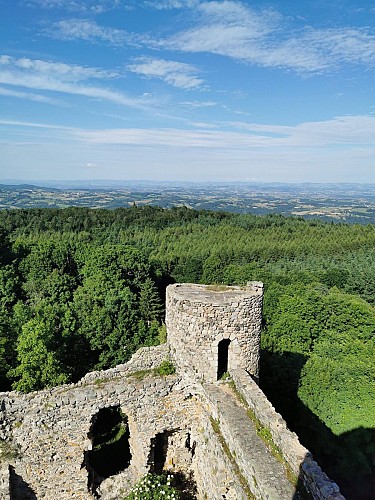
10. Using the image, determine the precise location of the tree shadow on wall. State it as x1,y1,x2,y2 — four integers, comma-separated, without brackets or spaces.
260,351,375,500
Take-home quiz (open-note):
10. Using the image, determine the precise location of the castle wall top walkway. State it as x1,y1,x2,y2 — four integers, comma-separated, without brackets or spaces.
204,381,296,500
171,283,263,304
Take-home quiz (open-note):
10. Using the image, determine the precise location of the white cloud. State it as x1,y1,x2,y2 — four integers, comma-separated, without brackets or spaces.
143,0,198,9
190,121,218,128
26,0,121,13
128,57,204,89
77,127,248,147
0,55,114,80
45,19,137,46
199,1,280,34
75,115,375,149
303,28,375,67
156,0,375,72
0,86,64,105
0,119,75,130
37,2,374,73
227,115,375,146
0,72,144,107
182,100,217,107
0,55,147,108
2,117,374,182
3,115,374,152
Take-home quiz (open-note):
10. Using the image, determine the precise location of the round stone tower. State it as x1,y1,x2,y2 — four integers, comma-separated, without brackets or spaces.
166,283,263,383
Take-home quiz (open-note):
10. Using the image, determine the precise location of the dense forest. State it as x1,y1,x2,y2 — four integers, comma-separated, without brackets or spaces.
0,206,374,499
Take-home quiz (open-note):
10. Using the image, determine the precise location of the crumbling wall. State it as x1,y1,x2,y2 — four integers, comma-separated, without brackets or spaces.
0,344,195,499
0,344,252,500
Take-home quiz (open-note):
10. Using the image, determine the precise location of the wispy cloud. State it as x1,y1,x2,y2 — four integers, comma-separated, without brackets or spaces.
156,0,375,72
303,28,375,67
128,57,204,89
3,112,374,151
75,115,375,149
227,115,375,146
182,100,217,108
44,19,138,46
38,2,375,74
0,55,148,108
190,121,218,128
0,86,64,105
77,127,264,148
26,0,121,14
143,0,198,9
0,55,115,80
2,117,373,182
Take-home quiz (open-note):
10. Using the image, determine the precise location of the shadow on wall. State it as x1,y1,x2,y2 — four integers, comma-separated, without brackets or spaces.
260,351,375,500
9,466,37,499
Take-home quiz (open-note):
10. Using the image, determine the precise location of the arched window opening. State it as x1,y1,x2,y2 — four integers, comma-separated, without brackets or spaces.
85,406,131,495
217,338,231,380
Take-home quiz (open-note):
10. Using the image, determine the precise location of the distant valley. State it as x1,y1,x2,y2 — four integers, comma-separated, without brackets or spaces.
0,181,374,224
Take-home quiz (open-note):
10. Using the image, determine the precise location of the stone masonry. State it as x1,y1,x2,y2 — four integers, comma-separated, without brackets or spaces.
166,283,263,382
0,282,345,499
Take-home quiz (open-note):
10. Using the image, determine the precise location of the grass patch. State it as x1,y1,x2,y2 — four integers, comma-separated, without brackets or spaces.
127,369,153,380
228,380,286,460
94,423,127,451
127,360,176,380
94,378,108,386
0,439,20,461
206,284,231,292
155,360,176,376
219,371,231,381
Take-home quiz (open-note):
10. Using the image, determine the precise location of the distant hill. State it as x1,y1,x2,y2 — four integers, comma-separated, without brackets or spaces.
0,181,374,224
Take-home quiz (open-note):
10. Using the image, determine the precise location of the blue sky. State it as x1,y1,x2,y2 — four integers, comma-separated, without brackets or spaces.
0,0,374,183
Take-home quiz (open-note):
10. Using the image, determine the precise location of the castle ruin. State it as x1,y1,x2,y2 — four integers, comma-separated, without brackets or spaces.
0,283,344,499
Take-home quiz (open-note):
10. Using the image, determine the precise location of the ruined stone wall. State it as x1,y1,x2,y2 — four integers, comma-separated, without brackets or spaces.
166,283,263,382
230,368,345,500
0,344,252,500
0,345,193,499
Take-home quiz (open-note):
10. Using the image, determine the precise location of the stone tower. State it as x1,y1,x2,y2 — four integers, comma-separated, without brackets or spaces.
166,283,263,383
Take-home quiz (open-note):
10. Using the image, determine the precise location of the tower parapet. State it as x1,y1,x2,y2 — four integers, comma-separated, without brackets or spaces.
166,283,263,383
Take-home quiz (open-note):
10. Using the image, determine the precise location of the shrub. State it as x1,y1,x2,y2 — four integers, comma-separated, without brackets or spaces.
155,360,176,376
124,473,179,499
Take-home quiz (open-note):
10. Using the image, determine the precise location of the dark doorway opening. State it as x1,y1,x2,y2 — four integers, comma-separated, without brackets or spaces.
217,338,231,380
85,406,131,495
148,430,171,474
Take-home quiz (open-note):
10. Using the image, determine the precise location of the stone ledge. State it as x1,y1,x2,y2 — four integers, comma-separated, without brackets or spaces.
168,283,263,304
